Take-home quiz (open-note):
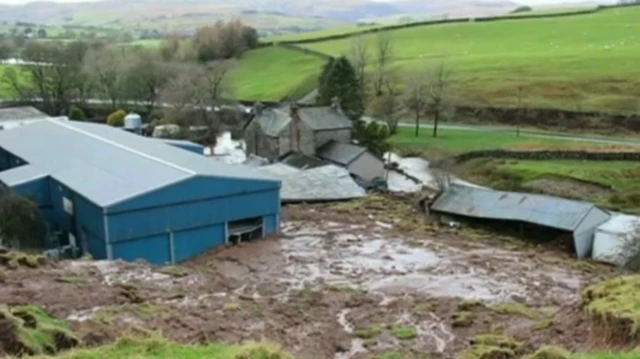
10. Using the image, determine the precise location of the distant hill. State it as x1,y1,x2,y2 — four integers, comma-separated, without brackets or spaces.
0,0,521,35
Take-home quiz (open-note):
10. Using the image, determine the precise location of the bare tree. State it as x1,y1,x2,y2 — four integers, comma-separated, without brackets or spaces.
160,61,235,148
373,31,393,97
348,35,370,101
0,192,46,250
426,64,453,138
373,82,402,134
404,67,429,137
84,46,126,109
3,41,88,115
516,86,525,137
121,49,173,113
430,158,454,193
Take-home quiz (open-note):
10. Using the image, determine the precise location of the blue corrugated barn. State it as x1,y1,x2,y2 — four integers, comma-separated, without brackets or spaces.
0,119,281,264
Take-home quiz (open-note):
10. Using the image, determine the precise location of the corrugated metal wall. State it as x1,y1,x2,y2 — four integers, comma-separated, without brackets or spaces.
574,207,611,258
105,177,281,265
48,180,107,258
5,170,281,264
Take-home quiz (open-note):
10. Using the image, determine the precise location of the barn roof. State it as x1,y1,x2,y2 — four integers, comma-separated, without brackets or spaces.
431,184,606,232
0,119,278,207
0,106,48,121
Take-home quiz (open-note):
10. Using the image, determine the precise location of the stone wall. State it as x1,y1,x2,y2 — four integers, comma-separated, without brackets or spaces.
245,121,280,159
314,128,351,149
278,119,315,156
454,150,640,163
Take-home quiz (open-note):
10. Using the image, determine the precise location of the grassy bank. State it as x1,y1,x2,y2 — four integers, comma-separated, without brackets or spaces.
302,6,640,112
457,158,640,213
390,126,638,156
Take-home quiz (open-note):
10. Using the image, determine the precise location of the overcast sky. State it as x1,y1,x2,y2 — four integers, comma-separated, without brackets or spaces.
0,0,612,4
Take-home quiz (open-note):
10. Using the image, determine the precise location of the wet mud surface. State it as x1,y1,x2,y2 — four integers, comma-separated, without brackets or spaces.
0,201,615,358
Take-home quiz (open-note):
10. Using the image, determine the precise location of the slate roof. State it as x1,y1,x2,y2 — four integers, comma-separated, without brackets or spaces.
256,163,365,202
252,106,352,137
278,152,328,170
0,119,278,208
431,184,608,232
317,140,367,166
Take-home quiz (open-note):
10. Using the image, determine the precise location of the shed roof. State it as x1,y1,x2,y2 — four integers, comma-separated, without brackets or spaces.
0,106,49,121
431,184,603,232
597,215,640,235
317,140,367,166
252,106,352,137
0,119,278,207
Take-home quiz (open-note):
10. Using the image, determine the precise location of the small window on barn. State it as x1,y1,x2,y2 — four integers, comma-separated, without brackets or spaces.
227,217,263,245
63,197,73,215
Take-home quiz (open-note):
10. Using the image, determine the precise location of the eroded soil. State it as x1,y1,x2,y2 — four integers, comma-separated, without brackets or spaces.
0,198,616,359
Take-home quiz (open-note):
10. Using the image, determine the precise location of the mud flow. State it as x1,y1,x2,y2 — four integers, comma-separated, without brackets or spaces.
0,209,607,359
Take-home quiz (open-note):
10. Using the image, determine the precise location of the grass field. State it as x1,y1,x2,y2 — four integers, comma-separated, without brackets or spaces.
300,6,640,112
390,126,640,156
0,65,17,98
230,46,325,101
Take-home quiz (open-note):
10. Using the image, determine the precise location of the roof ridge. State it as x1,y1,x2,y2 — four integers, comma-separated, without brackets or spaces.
49,119,196,176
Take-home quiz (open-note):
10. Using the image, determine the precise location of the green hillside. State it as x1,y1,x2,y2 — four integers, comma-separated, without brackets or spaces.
300,6,640,112
230,46,325,101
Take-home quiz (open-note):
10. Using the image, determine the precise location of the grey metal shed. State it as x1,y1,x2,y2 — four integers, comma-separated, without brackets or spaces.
431,184,611,258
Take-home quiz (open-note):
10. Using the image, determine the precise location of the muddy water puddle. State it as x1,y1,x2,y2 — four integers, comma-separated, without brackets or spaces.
279,221,583,305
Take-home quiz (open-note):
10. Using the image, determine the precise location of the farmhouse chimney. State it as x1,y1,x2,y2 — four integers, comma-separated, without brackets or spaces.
331,96,341,111
290,103,301,152
253,101,264,116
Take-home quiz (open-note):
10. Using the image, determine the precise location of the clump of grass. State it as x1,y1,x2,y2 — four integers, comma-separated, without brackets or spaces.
533,319,553,331
353,324,382,339
470,334,521,350
0,304,79,356
491,303,539,319
223,302,241,312
459,298,485,311
326,284,362,294
156,265,189,278
55,275,88,284
362,338,377,348
391,324,417,340
582,275,640,339
0,251,46,270
374,351,403,359
297,287,315,297
452,311,474,328
35,336,291,359
456,345,515,359
522,345,569,359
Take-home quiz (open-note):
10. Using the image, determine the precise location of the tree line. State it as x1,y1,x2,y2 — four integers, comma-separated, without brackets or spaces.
1,20,260,146
316,31,455,144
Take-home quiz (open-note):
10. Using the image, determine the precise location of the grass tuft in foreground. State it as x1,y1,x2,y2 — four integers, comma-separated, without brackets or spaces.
582,275,640,340
523,345,570,359
0,304,79,356
31,336,291,359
